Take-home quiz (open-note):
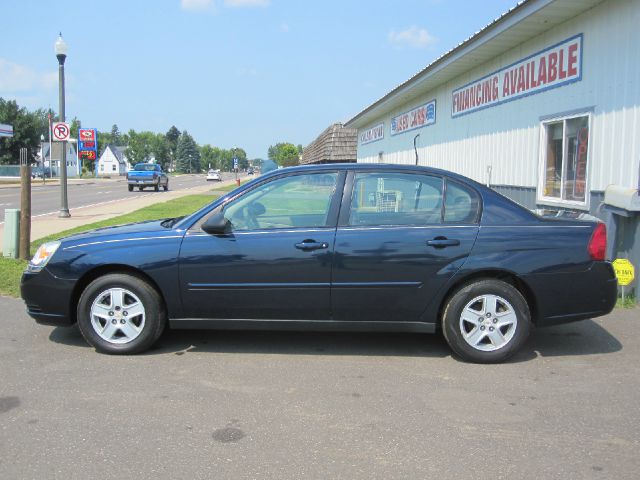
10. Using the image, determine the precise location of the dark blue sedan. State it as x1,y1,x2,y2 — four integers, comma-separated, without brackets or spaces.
21,164,617,363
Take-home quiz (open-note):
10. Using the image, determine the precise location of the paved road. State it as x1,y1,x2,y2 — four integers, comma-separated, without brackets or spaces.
0,173,237,223
1,295,638,479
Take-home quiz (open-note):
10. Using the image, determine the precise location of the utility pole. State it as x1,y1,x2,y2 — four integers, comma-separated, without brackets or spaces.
19,148,31,260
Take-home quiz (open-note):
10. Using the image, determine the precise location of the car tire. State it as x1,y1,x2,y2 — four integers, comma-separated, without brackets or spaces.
128,185,133,192
77,273,166,355
154,183,159,192
441,279,531,364
163,183,168,191
139,186,143,191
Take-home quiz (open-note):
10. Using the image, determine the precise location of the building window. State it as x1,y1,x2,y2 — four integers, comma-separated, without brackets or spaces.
100,164,104,171
112,164,117,172
539,114,590,205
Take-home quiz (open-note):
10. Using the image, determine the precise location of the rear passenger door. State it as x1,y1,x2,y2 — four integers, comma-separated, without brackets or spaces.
331,171,480,323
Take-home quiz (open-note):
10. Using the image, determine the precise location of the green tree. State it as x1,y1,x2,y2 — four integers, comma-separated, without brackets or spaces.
166,125,180,171
175,131,201,173
110,124,123,146
125,130,155,165
151,134,171,170
268,142,300,167
200,144,219,170
0,98,49,164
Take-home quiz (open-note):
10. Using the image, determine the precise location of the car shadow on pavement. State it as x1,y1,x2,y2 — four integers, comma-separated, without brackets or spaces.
49,318,622,361
508,319,622,363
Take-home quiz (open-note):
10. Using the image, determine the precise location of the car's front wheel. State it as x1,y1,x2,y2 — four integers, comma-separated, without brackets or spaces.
77,273,166,354
442,279,531,363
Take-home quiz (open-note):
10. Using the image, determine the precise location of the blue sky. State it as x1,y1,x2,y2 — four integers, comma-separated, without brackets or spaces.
1,0,516,158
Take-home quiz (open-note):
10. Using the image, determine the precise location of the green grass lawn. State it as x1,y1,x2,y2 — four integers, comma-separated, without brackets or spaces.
0,193,216,298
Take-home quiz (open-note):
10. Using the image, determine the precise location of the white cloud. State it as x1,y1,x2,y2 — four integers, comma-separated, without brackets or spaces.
181,0,213,11
388,26,437,49
224,0,270,7
0,59,57,93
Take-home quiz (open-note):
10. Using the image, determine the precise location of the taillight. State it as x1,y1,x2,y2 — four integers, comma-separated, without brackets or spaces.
587,223,607,261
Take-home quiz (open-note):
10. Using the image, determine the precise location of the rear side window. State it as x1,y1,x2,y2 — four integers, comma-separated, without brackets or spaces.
444,180,480,223
349,173,443,226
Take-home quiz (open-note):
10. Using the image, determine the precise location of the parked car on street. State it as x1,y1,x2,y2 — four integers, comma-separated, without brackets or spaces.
206,169,222,181
126,163,169,192
21,164,617,363
31,166,52,179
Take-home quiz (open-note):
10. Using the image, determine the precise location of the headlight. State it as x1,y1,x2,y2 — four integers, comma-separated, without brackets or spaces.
28,241,61,271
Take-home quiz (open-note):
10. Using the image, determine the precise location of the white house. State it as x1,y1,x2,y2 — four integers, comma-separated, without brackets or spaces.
97,145,130,176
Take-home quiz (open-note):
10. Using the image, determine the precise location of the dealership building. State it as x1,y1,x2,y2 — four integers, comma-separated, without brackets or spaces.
345,0,639,298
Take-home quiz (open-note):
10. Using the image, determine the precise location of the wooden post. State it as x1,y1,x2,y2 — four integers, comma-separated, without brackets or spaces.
19,148,31,260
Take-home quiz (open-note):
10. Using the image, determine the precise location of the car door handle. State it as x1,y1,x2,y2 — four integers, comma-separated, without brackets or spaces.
427,237,460,248
295,240,329,251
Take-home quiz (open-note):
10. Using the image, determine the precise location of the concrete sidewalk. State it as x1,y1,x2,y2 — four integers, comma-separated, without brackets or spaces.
0,179,236,253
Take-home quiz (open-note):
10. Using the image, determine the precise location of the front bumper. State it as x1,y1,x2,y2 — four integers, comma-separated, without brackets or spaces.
21,268,76,326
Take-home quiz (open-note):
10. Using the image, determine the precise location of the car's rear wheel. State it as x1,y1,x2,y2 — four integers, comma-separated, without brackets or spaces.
442,279,531,363
77,273,166,354
128,184,133,192
154,183,159,192
138,186,143,191
163,182,168,191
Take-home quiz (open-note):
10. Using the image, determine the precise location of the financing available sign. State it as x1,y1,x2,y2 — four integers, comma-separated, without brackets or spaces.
451,34,583,118
391,100,436,136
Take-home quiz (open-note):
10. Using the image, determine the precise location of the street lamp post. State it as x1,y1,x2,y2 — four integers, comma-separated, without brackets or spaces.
55,33,70,218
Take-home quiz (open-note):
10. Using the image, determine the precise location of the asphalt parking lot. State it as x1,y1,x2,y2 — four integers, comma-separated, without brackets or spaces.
1,295,639,479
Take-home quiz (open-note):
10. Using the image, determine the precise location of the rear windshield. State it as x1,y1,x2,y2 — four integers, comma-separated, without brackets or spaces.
134,164,157,171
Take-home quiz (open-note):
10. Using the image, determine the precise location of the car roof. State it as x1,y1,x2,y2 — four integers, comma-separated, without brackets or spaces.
264,162,480,186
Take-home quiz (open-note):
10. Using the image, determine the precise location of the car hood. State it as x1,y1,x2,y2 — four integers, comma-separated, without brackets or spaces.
58,219,181,245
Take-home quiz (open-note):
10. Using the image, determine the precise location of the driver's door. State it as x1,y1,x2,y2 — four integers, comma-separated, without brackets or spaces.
178,171,343,320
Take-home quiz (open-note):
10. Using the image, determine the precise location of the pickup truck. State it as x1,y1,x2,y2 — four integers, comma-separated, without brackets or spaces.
126,164,169,192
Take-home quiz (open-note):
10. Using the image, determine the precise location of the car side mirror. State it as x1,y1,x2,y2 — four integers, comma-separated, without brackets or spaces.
202,211,231,235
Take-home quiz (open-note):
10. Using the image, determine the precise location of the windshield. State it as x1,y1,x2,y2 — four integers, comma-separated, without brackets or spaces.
134,164,157,171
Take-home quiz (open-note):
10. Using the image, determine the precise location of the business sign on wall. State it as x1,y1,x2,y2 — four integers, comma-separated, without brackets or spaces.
391,100,436,136
452,34,583,118
360,123,384,145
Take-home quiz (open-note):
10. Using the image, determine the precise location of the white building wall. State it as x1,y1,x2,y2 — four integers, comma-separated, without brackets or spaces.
357,0,640,197
97,147,128,176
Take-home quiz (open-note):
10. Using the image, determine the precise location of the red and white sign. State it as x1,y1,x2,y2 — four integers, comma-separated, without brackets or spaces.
52,122,70,141
452,34,583,117
391,100,436,136
79,128,95,142
360,123,384,145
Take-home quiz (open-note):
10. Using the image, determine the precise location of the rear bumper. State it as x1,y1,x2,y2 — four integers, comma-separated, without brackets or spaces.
21,269,76,326
127,179,158,186
524,262,617,327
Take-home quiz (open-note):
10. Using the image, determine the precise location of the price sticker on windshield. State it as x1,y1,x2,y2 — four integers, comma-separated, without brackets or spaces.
613,258,635,286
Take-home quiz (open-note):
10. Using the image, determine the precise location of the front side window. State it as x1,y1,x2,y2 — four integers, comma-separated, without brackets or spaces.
540,114,589,205
223,173,338,231
349,173,443,226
